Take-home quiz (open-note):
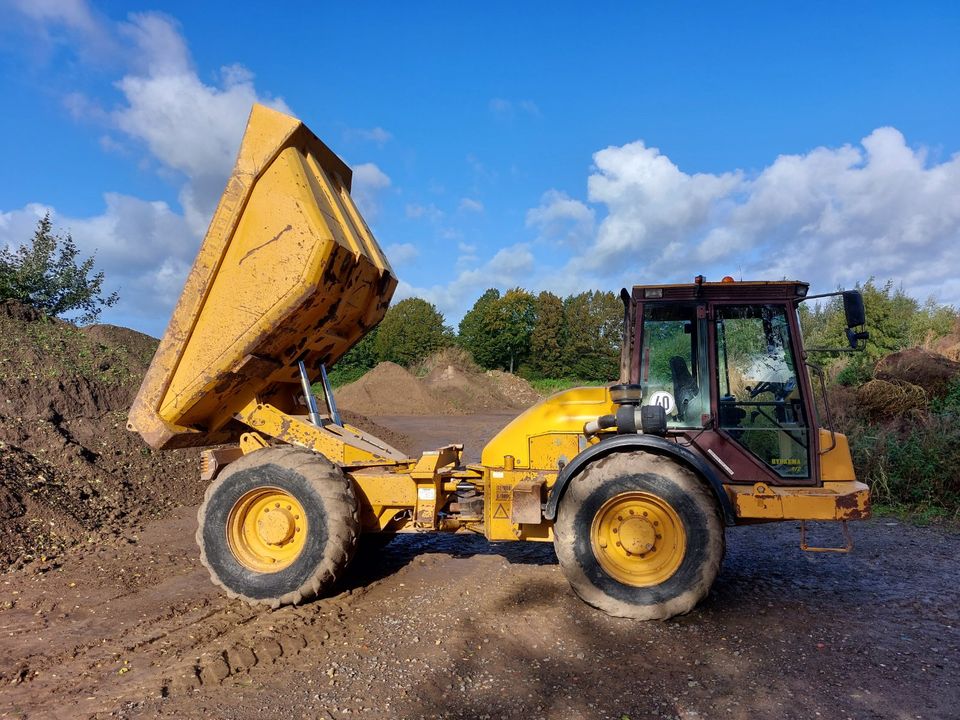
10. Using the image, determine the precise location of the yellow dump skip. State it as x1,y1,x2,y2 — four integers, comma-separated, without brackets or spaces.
129,104,397,449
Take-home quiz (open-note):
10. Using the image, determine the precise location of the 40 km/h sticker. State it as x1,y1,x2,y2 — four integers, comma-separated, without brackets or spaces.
648,390,676,415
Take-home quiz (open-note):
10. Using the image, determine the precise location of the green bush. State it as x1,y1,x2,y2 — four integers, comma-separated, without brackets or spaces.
843,385,960,520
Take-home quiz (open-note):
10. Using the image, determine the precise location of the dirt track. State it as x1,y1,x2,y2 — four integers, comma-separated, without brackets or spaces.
1,414,958,720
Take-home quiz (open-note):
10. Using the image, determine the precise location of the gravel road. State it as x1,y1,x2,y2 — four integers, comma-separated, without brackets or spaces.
1,414,957,720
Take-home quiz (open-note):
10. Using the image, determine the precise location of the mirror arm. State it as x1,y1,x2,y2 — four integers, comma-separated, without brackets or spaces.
806,360,837,455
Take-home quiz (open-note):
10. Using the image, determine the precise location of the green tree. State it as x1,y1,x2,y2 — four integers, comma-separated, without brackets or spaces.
490,288,536,373
530,290,566,377
458,288,501,368
373,298,449,367
0,213,118,324
562,290,622,380
327,328,380,385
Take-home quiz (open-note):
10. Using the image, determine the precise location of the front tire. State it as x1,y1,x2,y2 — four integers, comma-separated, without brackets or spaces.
197,446,358,608
554,451,724,619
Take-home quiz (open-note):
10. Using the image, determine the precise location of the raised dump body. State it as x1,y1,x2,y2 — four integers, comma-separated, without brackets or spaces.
129,104,396,450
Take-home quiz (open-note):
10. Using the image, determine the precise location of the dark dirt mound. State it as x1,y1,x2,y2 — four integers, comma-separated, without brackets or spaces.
875,348,960,399
0,304,201,571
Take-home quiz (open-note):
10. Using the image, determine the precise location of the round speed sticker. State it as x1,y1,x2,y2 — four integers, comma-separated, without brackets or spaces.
648,390,676,415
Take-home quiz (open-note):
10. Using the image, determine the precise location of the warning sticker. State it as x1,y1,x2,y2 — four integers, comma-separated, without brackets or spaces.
493,503,509,519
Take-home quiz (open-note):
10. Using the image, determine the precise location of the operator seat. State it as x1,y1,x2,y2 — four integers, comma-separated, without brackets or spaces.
669,356,699,422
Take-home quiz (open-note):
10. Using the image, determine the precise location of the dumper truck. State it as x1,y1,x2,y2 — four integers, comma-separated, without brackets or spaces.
128,104,871,619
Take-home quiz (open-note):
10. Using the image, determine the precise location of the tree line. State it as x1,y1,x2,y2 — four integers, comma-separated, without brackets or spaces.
333,288,625,383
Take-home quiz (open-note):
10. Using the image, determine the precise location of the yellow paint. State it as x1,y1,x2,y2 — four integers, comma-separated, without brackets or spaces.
589,492,685,586
819,430,856,481
234,400,406,465
129,103,396,450
726,481,870,521
227,488,307,572
239,432,268,455
351,468,419,532
481,387,614,469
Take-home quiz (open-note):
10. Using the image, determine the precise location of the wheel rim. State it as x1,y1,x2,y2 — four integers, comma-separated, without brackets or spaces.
227,487,307,573
589,491,686,586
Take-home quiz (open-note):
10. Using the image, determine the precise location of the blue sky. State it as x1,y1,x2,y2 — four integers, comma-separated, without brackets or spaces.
1,1,959,336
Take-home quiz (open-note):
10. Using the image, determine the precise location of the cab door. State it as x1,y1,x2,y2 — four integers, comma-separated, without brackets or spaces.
697,302,817,486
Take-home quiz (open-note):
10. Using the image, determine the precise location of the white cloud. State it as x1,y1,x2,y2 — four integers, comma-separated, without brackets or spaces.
547,129,960,305
458,198,484,213
407,127,960,327
526,190,595,248
0,197,194,329
397,243,535,323
583,140,741,271
489,98,541,118
344,126,392,146
384,242,418,265
12,0,98,32
405,203,443,221
351,163,392,219
3,3,300,332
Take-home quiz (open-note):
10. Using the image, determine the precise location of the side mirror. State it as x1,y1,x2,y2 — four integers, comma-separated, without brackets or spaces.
842,290,869,349
842,290,865,328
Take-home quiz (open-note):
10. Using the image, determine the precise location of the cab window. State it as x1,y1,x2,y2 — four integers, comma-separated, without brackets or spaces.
639,304,709,428
714,304,809,477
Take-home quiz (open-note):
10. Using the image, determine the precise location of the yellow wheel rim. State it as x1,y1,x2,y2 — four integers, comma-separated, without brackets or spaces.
590,491,686,586
227,487,307,573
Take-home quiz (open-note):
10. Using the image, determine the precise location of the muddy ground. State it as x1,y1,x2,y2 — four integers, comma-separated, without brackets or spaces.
1,413,958,720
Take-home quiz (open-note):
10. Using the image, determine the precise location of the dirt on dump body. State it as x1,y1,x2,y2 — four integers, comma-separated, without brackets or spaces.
335,349,542,416
0,301,410,572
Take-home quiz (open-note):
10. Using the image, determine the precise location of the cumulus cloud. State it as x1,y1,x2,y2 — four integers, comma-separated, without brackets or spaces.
458,198,484,213
489,98,541,117
542,129,960,305
3,3,394,333
350,163,392,219
384,242,418,265
396,244,535,321
405,203,443,222
526,190,595,248
0,198,194,326
344,126,392,146
405,127,960,327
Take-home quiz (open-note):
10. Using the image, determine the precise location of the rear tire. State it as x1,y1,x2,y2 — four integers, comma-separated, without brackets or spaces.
197,446,358,608
553,451,724,619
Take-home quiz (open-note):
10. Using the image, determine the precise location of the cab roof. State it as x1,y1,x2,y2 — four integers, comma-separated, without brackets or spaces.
631,279,809,303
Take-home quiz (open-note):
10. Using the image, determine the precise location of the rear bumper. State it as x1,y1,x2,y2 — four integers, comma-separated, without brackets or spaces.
726,481,871,522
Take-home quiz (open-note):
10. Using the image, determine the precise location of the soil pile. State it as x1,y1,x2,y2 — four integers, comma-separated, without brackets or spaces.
875,348,960,399
334,362,458,415
0,302,201,571
335,350,542,416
